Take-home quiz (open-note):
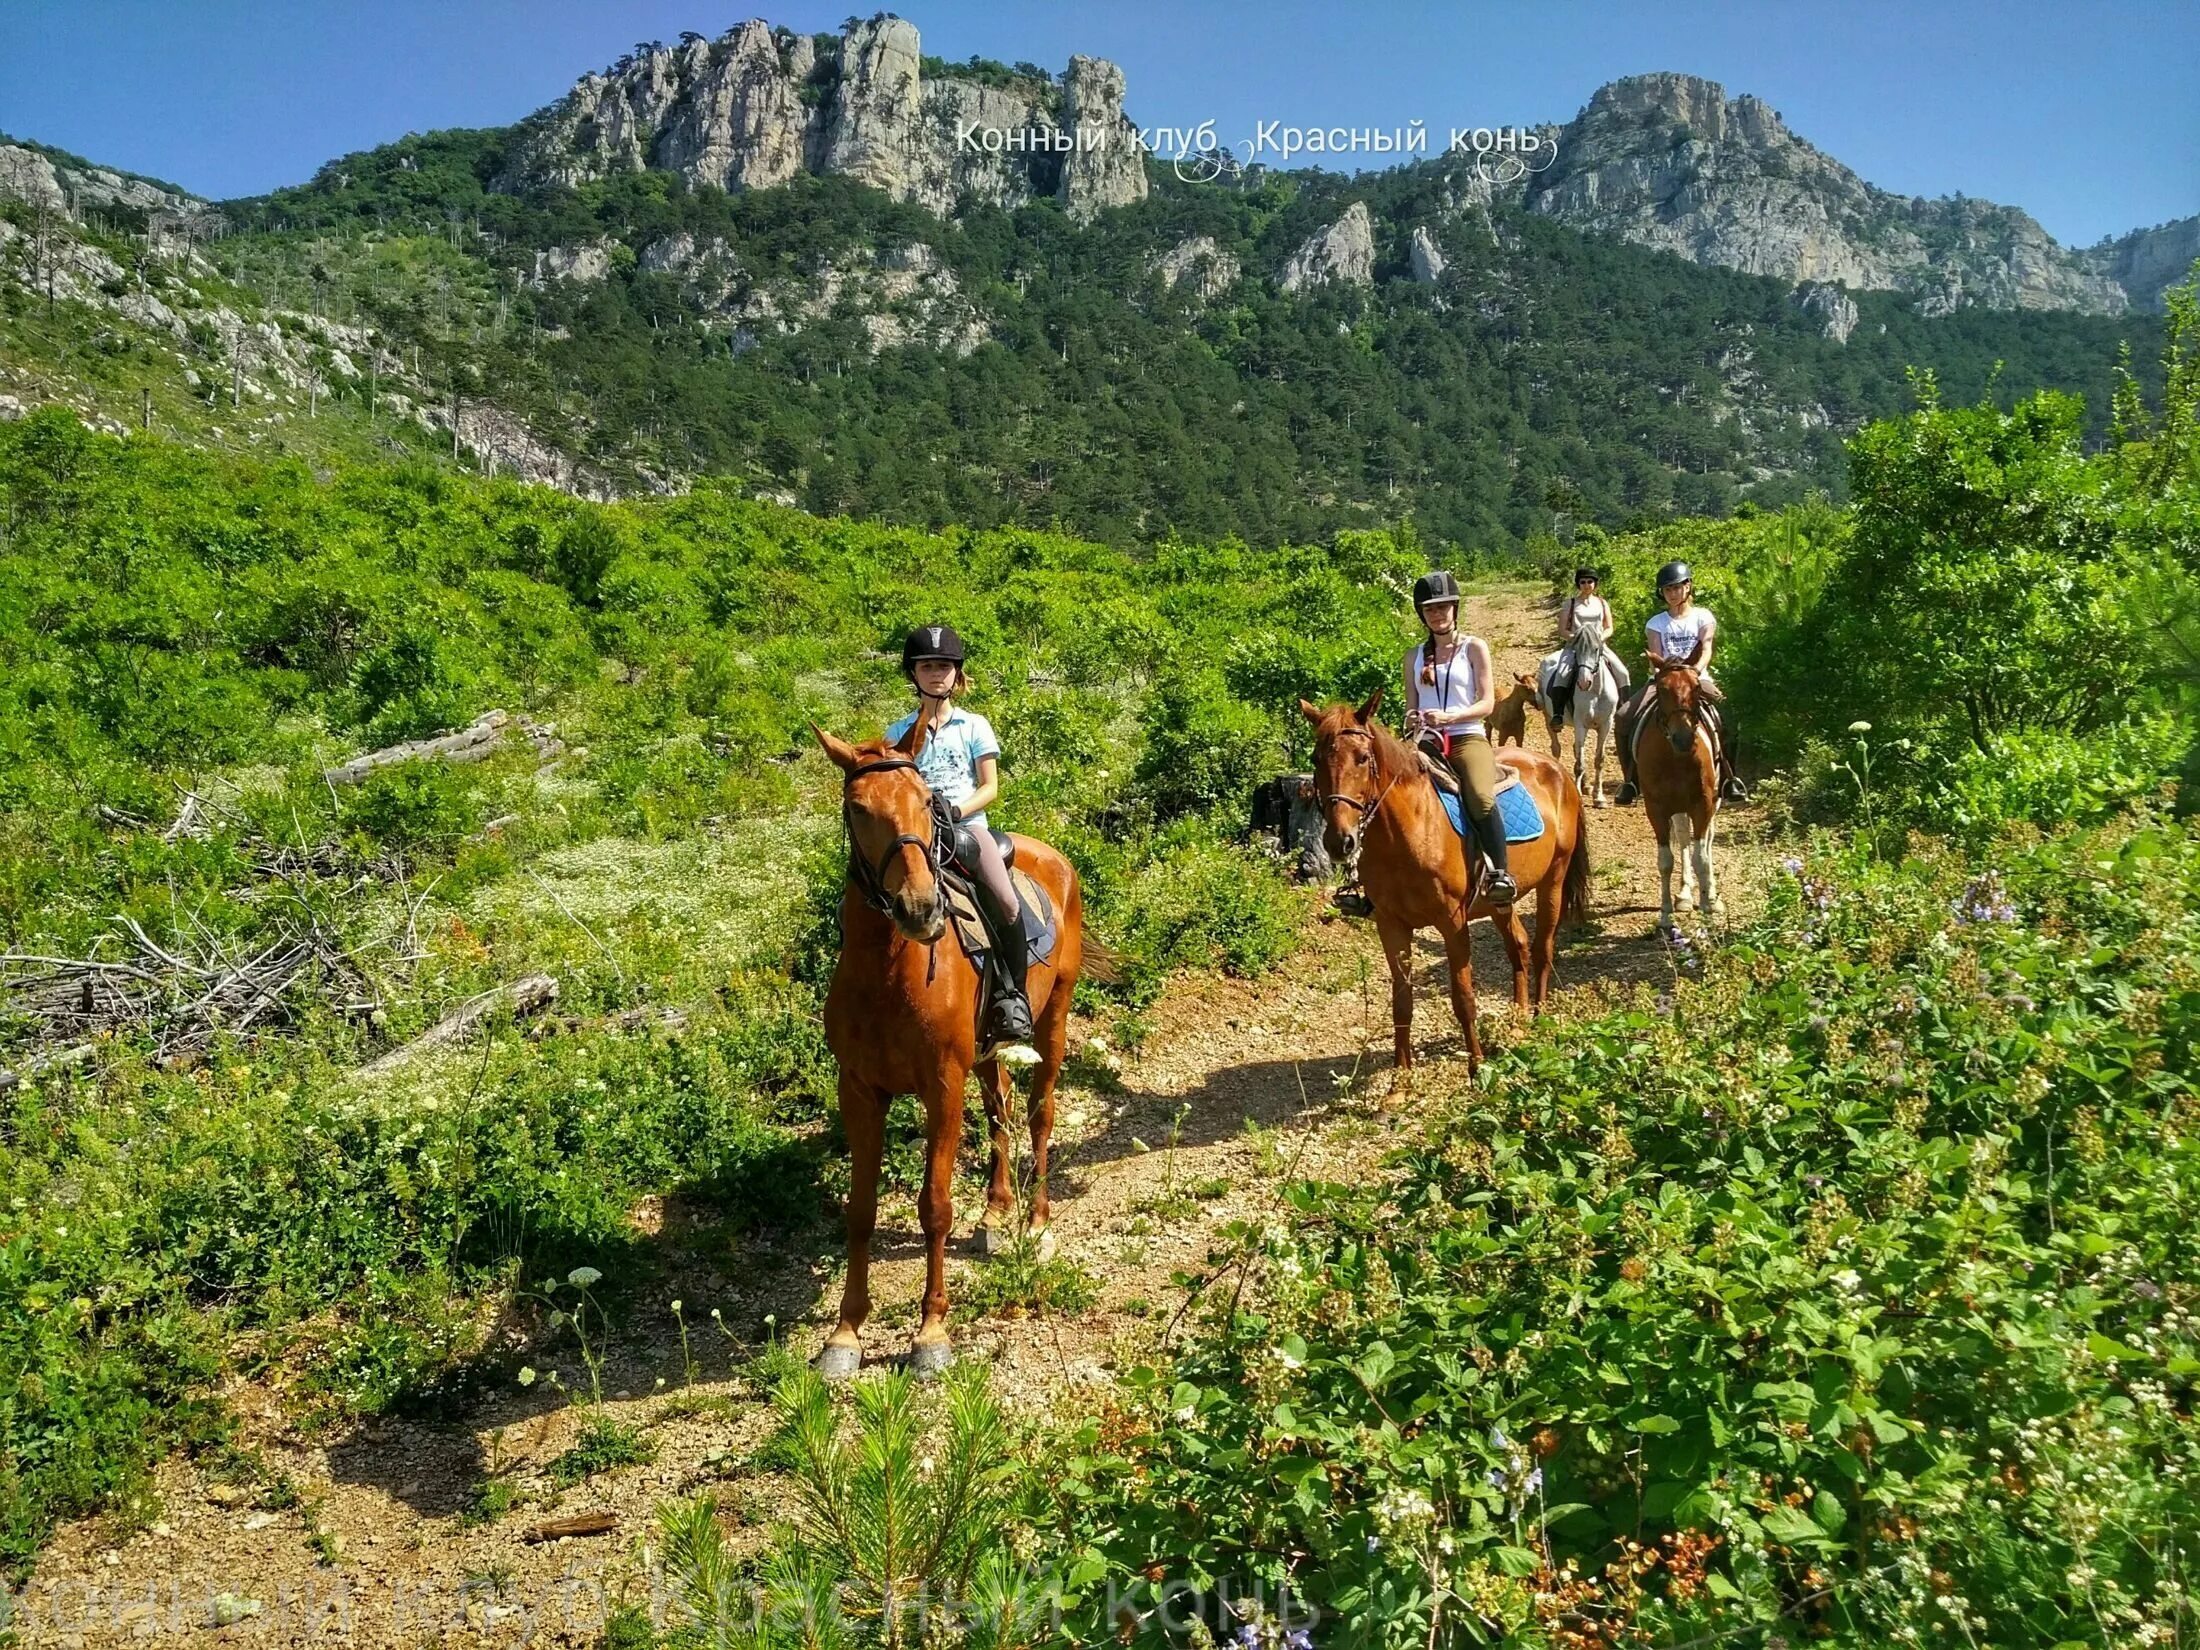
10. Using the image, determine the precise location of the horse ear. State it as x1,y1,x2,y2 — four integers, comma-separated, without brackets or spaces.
1516,672,1536,689
1298,698,1325,726
814,725,860,772
1684,638,1707,667
892,715,925,756
1355,686,1384,725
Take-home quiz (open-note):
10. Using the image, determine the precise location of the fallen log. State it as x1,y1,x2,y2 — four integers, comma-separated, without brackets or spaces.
0,1041,97,1096
359,974,558,1076
323,711,565,787
522,1511,616,1543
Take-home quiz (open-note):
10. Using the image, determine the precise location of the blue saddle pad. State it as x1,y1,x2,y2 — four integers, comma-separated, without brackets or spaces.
1438,780,1544,844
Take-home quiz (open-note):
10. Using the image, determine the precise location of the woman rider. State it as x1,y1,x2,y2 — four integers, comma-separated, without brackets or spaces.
1559,566,1614,647
1547,566,1616,725
1402,571,1517,905
1613,561,1747,806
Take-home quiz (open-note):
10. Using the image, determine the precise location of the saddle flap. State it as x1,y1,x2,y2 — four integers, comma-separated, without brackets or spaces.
943,867,1057,967
1417,746,1523,795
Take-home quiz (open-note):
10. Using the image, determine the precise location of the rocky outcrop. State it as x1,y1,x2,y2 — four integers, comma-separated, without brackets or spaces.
1409,225,1447,284
1281,202,1375,293
1517,73,2134,315
629,232,983,356
1793,281,1858,343
1059,55,1145,222
1152,236,1239,299
499,17,1146,221
528,241,617,287
0,141,202,221
2082,215,2200,313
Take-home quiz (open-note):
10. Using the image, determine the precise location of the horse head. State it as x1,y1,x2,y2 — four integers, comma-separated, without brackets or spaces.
1650,661,1705,757
1298,688,1390,869
815,722,949,944
1571,623,1609,694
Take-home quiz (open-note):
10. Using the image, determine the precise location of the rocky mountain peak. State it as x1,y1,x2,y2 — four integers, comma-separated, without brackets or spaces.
497,16,1147,222
1522,72,2141,315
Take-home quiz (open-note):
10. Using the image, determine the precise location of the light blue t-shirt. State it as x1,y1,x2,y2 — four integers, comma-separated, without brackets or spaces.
885,706,1000,831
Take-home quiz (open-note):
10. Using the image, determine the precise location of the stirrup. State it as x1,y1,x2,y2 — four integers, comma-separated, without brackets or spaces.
1484,871,1519,905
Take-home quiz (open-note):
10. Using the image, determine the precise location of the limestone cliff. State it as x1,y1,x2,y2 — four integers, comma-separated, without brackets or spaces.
497,16,1146,222
2081,215,2200,313
1515,74,2133,315
1281,202,1375,293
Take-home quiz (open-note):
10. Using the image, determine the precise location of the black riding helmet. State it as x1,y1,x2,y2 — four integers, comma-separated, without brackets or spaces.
1412,569,1463,611
1574,567,1599,586
901,623,967,673
1656,560,1693,592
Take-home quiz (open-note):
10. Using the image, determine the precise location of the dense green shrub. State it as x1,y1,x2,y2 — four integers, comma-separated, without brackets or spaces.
1056,815,2200,1647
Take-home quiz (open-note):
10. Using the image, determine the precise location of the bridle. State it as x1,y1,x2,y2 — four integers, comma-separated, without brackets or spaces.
840,756,949,916
1322,726,1408,828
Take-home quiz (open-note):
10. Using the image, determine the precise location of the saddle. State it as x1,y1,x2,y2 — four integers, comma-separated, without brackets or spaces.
1416,745,1524,799
938,827,1058,969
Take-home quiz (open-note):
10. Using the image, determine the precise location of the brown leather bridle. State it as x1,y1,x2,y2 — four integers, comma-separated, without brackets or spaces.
840,756,948,916
1321,726,1408,825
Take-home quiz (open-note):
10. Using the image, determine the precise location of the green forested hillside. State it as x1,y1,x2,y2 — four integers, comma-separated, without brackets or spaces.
108,132,2161,549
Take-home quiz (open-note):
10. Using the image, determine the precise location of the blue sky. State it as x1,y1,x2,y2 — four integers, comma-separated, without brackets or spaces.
2,1,2193,247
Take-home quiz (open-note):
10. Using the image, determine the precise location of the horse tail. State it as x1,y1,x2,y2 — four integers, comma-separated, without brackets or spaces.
1079,937,1123,986
1562,804,1592,928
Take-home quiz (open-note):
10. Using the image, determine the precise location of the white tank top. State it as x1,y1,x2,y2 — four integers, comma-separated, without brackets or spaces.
1647,605,1713,664
1411,639,1484,737
1567,595,1609,633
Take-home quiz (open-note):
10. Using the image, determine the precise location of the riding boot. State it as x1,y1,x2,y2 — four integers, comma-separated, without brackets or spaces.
1473,809,1518,904
1714,710,1750,802
1614,704,1642,806
973,880,1039,1060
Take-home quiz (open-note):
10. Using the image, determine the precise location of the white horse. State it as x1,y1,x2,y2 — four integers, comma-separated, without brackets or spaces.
1536,623,1628,807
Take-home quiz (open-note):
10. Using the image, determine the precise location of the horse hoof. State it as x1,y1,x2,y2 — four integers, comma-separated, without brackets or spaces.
973,1222,1011,1258
907,1340,954,1379
1032,1226,1057,1263
813,1342,863,1381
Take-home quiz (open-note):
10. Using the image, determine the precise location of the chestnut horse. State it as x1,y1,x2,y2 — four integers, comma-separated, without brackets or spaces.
1301,689,1589,1079
813,721,1090,1376
1636,661,1722,929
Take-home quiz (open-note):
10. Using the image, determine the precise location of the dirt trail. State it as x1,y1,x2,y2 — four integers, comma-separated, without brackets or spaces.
20,591,1780,1648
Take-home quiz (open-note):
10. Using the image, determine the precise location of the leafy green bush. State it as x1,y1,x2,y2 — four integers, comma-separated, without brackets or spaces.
1055,818,2200,1647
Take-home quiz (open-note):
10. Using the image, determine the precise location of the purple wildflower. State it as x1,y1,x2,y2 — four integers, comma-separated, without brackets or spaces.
1779,855,1804,876
1951,872,2018,925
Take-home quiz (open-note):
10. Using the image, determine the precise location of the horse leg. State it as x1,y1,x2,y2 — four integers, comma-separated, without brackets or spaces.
1695,807,1721,917
1653,810,1678,932
1589,703,1610,808
1572,704,1588,795
1376,909,1417,1086
911,1067,969,1375
1496,904,1531,1012
1439,922,1485,1075
819,1072,887,1378
1022,970,1074,1245
1531,861,1561,1008
974,1057,1015,1256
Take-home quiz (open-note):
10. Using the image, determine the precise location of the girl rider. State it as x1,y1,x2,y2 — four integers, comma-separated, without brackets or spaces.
889,625,1039,1062
1402,571,1517,905
1613,561,1747,806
